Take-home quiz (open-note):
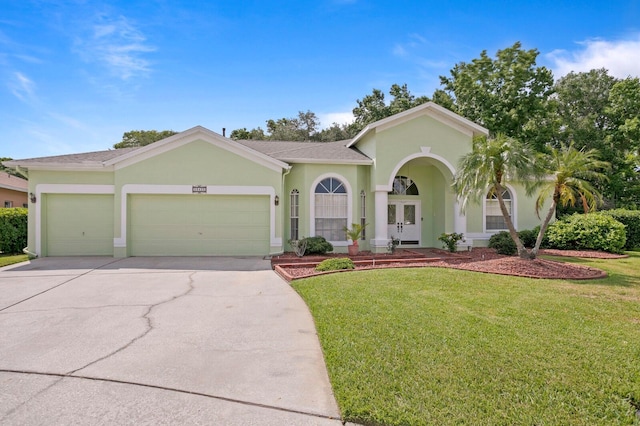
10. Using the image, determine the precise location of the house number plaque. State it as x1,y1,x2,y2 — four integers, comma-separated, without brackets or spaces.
192,185,207,194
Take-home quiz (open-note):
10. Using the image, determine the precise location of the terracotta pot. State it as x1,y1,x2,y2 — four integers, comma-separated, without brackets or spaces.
348,243,359,256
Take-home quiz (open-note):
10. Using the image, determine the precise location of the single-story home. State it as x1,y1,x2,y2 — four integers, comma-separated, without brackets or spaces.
0,172,28,208
4,102,543,257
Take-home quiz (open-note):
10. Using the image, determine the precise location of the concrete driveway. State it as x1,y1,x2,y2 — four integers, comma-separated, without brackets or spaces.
0,257,342,425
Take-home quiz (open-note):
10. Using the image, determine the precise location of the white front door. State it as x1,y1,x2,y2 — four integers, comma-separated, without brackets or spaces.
387,201,421,245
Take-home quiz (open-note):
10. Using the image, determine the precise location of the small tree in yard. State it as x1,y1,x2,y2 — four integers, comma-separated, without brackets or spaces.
455,136,609,259
454,134,544,259
532,143,609,256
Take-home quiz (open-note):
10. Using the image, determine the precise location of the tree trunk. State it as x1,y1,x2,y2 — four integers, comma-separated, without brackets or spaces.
531,199,558,258
495,183,530,259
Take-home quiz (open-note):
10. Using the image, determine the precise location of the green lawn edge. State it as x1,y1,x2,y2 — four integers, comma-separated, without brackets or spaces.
292,253,640,425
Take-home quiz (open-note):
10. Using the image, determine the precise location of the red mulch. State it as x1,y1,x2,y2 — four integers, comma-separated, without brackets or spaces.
274,248,612,281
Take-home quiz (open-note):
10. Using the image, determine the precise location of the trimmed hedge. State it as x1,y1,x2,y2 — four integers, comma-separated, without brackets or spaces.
303,236,334,255
545,213,626,254
0,207,28,254
601,209,640,250
315,258,355,272
488,231,517,255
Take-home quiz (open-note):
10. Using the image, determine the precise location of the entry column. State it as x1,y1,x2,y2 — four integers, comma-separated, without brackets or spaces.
372,189,389,252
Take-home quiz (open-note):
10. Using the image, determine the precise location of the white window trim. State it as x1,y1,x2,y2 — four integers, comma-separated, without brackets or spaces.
482,183,517,234
290,189,299,241
309,173,352,247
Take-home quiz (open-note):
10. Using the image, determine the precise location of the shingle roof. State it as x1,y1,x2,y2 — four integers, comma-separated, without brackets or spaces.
4,148,138,165
4,136,371,169
235,139,371,163
0,172,28,192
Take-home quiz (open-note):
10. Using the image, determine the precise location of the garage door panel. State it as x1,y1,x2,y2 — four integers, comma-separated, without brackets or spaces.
46,194,114,256
130,194,270,256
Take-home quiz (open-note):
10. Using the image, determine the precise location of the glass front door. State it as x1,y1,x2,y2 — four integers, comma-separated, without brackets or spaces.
387,202,420,245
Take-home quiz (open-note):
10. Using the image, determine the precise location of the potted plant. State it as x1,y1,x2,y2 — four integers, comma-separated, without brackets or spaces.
344,223,367,256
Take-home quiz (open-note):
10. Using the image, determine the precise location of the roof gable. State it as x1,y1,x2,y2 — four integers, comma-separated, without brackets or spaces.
107,126,289,172
347,102,488,148
0,172,28,192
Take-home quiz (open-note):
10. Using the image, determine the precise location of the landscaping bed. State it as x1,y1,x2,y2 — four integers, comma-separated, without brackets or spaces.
274,248,609,281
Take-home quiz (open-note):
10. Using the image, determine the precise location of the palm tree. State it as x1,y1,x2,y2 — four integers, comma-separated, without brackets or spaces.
454,134,544,259
531,143,609,257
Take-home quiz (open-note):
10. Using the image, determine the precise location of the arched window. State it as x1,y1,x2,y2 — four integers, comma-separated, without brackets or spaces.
314,177,347,241
485,189,512,230
290,189,299,240
389,176,419,195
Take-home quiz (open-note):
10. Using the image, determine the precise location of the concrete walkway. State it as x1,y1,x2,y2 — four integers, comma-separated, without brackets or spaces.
0,257,343,425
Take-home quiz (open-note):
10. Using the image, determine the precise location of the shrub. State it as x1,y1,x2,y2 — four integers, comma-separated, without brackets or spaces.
315,257,355,272
545,213,626,254
488,231,517,255
0,207,28,254
438,232,465,252
518,228,538,248
303,236,334,255
601,209,640,250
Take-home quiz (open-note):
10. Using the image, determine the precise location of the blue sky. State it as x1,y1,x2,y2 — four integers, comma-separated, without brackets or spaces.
2,0,639,160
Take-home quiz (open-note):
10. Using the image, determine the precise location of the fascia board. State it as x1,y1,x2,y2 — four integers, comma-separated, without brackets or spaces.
0,184,28,192
281,158,373,165
9,163,113,172
108,126,288,172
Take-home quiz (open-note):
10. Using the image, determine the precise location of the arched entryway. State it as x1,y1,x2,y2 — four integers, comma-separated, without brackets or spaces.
372,151,464,251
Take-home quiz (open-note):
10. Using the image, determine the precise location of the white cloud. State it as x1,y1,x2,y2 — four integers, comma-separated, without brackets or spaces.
319,111,354,127
547,36,640,79
8,71,36,103
75,15,156,80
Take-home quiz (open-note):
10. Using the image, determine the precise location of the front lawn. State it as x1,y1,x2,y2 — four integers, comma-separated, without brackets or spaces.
292,253,640,425
0,253,29,267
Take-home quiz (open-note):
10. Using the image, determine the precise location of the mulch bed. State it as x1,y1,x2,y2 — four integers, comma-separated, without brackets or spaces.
273,248,612,281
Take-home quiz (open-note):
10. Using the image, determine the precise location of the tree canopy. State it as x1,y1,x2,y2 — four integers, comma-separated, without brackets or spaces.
113,130,178,149
437,42,555,150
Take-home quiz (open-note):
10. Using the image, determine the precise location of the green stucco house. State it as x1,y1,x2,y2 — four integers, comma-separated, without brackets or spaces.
5,102,542,257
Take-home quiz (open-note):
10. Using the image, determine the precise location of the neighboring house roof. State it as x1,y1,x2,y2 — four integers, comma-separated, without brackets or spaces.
347,101,488,148
3,148,138,170
0,172,28,192
236,139,372,164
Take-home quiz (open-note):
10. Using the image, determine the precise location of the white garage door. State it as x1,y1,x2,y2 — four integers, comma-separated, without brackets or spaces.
46,194,114,256
129,194,270,256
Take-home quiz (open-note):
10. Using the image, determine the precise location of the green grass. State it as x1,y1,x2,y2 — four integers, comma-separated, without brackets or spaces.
293,253,640,425
0,253,29,267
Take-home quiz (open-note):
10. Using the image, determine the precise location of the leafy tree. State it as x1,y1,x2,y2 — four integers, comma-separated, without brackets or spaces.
438,42,555,150
352,84,429,133
231,110,320,141
113,130,178,149
454,134,543,258
532,144,609,257
229,127,266,140
0,157,23,177
317,122,357,141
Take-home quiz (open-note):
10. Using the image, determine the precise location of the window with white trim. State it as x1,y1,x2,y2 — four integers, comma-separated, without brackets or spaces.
389,176,419,195
4,201,12,208
290,189,299,240
360,190,366,240
486,189,512,230
314,177,347,241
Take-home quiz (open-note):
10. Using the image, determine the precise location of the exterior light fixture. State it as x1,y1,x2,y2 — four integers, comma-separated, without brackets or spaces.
29,192,36,203
274,195,279,206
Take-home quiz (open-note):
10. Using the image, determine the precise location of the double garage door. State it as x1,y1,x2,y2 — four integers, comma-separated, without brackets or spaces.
46,194,270,256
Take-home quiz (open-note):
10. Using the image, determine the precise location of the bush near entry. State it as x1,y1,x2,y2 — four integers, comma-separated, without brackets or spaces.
0,207,27,254
546,213,626,254
302,236,334,255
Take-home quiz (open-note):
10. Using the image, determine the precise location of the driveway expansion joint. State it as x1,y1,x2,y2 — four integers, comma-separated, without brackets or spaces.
0,369,343,423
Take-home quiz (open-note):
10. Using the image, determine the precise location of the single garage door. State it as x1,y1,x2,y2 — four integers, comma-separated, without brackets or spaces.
129,194,270,256
46,194,114,256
